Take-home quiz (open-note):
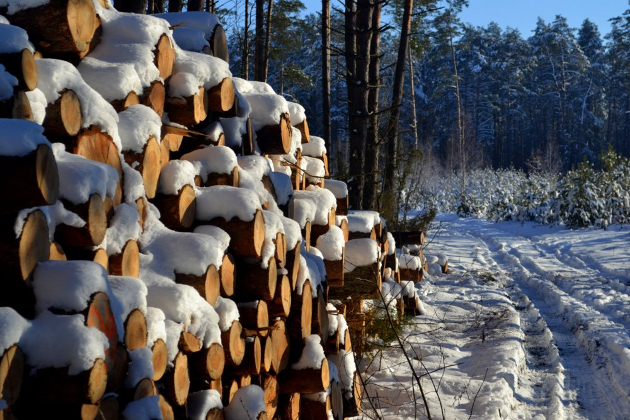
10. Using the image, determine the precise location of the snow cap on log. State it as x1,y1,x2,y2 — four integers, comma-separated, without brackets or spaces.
146,307,167,348
292,335,325,370
280,215,301,251
386,232,396,255
315,225,345,261
158,159,198,195
118,104,162,153
324,180,348,199
14,202,84,240
344,238,380,272
0,64,17,100
219,87,251,148
270,172,293,206
0,22,34,54
291,186,337,226
245,93,289,131
193,224,231,251
172,27,209,53
0,307,29,355
37,58,122,149
181,145,237,181
124,347,154,389
347,210,381,233
52,143,119,205
188,390,223,419
302,135,325,158
0,118,49,157
195,185,261,223
296,253,322,298
224,385,266,419
214,296,239,332
154,11,221,38
108,276,148,320
261,210,285,268
172,48,231,91
26,88,46,124
121,395,162,420
233,78,275,95
103,203,142,256
287,101,305,126
302,156,325,185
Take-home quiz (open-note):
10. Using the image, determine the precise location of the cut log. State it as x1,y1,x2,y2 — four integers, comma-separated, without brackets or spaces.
0,345,23,406
207,78,234,113
287,281,312,341
260,335,273,374
12,402,100,420
123,308,147,351
84,292,118,372
203,166,239,188
301,220,311,252
0,143,59,214
300,394,330,420
277,393,300,420
278,359,329,394
189,342,225,389
55,194,107,248
222,379,238,406
237,301,268,331
233,257,277,301
141,81,166,117
3,0,99,62
343,371,362,417
63,247,108,270
399,268,421,282
158,394,175,420
110,90,140,112
151,184,196,231
325,326,340,355
0,209,49,281
123,137,162,199
330,378,343,420
219,253,235,297
311,292,329,339
209,24,229,63
296,118,309,144
175,264,220,306
165,86,208,127
337,218,349,242
261,374,278,419
256,113,292,155
389,231,425,247
284,243,301,291
49,241,67,261
108,239,140,278
336,196,348,216
198,208,265,259
274,232,287,269
154,33,175,81
324,248,345,287
270,319,289,374
43,89,82,137
162,351,190,407
268,275,291,318
136,196,148,232
0,90,32,120
106,342,129,393
151,338,168,381
0,48,38,91
221,320,245,366
25,358,107,405
348,227,376,241
310,208,336,246
131,377,157,400
68,125,123,205
179,331,202,354
241,117,253,155
225,336,260,375
162,126,183,153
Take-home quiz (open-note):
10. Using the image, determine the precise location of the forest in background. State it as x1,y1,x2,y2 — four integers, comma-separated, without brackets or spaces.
121,0,630,226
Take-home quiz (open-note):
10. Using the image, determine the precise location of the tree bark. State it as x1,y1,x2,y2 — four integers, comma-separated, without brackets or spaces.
263,0,273,82
242,0,250,79
115,0,147,13
322,0,331,155
254,0,265,81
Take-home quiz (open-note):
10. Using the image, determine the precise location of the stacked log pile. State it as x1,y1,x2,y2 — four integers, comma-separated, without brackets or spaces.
0,4,443,419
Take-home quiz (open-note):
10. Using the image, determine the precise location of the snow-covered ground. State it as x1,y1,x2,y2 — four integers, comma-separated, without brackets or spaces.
362,214,630,419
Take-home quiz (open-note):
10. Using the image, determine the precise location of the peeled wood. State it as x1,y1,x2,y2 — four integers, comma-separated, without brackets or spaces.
270,319,289,374
151,184,196,231
0,345,23,406
69,125,123,205
151,338,168,381
256,113,292,155
284,243,301,291
154,33,175,81
3,0,99,62
108,239,140,278
0,209,49,281
26,358,107,405
43,89,82,137
278,357,329,394
55,194,107,247
225,336,260,375
165,86,208,127
141,81,166,117
268,275,291,318
0,49,37,91
0,143,59,214
300,394,330,420
278,393,300,420
175,263,220,306
237,375,251,388
296,118,310,143
189,342,225,388
207,78,234,112
110,90,140,112
219,253,235,297
287,281,312,341
0,90,33,120
123,137,162,199
234,257,277,301
199,208,265,259
123,308,147,351
162,351,190,406
221,320,245,366
209,24,229,63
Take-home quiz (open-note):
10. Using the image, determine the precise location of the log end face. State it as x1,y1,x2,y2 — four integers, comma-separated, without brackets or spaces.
179,184,196,229
86,358,108,404
67,0,99,53
19,209,50,280
21,49,38,91
36,143,60,206
141,137,162,199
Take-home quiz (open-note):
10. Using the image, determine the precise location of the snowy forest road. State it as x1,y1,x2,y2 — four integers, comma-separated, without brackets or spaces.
429,216,630,419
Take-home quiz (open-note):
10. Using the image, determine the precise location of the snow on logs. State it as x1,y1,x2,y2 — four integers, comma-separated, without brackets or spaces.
0,24,38,92
152,160,197,231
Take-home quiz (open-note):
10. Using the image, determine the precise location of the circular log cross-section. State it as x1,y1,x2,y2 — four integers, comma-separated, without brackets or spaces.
219,253,235,297
55,194,107,248
209,25,229,63
296,118,310,144
43,89,82,137
14,209,50,281
260,335,273,374
175,264,220,306
123,137,161,199
85,292,117,372
165,352,190,407
0,143,59,214
154,33,175,81
204,208,265,259
271,319,290,374
124,309,148,351
142,81,166,117
279,358,329,394
151,338,168,381
226,336,260,376
165,86,208,127
151,184,196,231
0,49,38,91
109,239,140,278
221,320,245,367
269,275,291,318
256,113,292,155
207,78,234,113
237,300,268,331
0,345,24,405
110,91,140,112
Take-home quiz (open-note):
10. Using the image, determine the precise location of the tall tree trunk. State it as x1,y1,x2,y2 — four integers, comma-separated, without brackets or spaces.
254,0,265,81
187,0,204,11
147,0,154,14
322,0,331,156
242,0,250,79
450,34,465,205
347,0,372,210
408,44,418,149
116,0,148,13
263,0,273,83
168,0,182,13
383,0,412,210
362,1,380,210
344,0,358,206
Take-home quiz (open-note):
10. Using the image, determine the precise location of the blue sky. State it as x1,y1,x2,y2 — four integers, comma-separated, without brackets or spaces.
301,0,629,37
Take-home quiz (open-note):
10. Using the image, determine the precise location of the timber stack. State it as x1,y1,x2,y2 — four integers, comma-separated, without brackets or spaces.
0,3,434,420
